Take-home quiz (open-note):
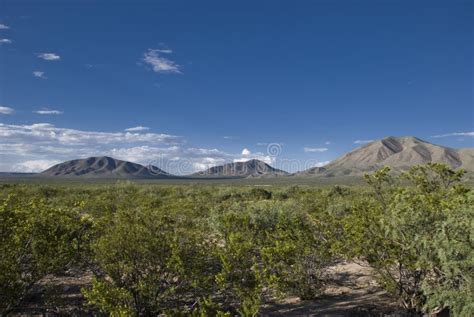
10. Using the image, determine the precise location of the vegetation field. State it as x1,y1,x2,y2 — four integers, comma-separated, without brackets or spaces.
1,164,472,316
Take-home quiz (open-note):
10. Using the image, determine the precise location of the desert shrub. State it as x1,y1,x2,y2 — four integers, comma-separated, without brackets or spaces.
215,229,263,316
0,194,93,314
2,166,471,316
421,203,474,316
245,188,272,200
83,202,216,315
337,164,473,315
260,209,328,299
328,184,351,197
213,201,329,314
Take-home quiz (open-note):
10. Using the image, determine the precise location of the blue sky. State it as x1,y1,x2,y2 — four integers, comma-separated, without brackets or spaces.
0,0,472,173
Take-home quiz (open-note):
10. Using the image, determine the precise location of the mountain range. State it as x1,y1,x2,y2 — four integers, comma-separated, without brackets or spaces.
297,136,474,177
40,156,170,178
192,159,288,178
38,136,474,179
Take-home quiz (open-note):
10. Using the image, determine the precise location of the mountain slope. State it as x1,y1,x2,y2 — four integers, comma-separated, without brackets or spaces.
40,156,170,178
192,159,288,178
299,136,474,177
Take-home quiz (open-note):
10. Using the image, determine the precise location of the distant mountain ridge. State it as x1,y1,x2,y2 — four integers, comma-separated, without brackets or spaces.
192,159,288,178
298,136,474,177
40,156,170,178
37,137,474,179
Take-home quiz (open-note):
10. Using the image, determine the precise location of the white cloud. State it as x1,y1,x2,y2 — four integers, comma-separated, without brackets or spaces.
0,123,183,146
12,160,60,173
37,53,60,61
304,147,328,153
33,71,47,79
125,126,149,132
106,146,180,165
241,148,251,156
0,123,233,174
313,160,330,167
192,159,225,173
233,155,274,165
105,146,232,174
142,48,181,74
156,49,173,54
233,148,274,165
0,123,286,174
0,24,10,30
256,141,284,147
224,136,239,140
325,141,331,145
431,132,474,138
34,109,63,115
0,106,14,114
354,139,374,144
0,39,12,44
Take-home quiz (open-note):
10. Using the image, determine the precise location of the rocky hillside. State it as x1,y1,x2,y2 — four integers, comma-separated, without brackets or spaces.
40,156,170,178
299,136,474,177
192,159,288,178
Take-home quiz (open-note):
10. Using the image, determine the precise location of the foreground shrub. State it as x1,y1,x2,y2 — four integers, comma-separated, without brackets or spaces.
213,201,329,315
83,205,216,315
2,165,471,316
337,164,473,315
0,195,93,314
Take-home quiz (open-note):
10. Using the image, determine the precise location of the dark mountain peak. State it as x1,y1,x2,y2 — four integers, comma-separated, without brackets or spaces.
193,159,288,178
40,156,170,178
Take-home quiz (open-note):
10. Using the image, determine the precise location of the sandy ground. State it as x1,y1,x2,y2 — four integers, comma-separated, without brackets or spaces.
13,270,94,316
13,261,408,316
261,261,405,316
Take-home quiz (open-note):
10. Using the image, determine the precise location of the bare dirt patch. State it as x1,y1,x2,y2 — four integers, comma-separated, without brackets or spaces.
12,270,94,316
261,261,407,316
13,261,410,316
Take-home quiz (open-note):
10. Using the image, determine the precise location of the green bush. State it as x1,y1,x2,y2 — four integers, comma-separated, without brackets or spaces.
83,204,215,315
1,165,471,316
335,164,473,315
0,194,93,314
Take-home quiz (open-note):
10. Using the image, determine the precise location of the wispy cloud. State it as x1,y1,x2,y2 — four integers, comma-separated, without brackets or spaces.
256,142,284,147
106,146,237,174
0,122,271,174
37,53,60,61
156,49,173,54
13,160,61,173
0,123,183,146
0,123,286,174
0,24,10,30
0,39,12,45
33,71,47,79
313,160,330,167
142,48,181,74
232,147,274,165
325,141,331,145
0,123,186,172
431,132,474,138
224,136,239,140
241,148,251,156
0,106,14,114
125,126,149,132
34,109,63,115
304,147,328,153
354,139,373,144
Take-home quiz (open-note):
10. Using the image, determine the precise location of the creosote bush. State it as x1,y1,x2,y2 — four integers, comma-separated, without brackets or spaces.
334,163,473,315
0,163,472,316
